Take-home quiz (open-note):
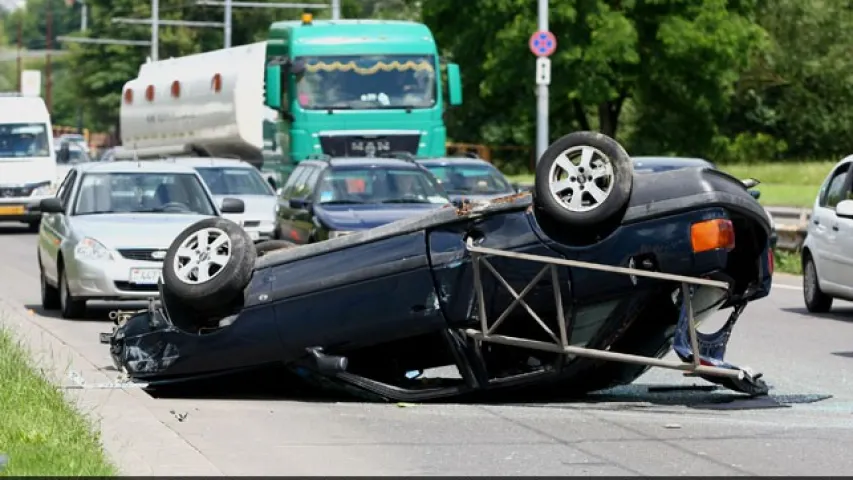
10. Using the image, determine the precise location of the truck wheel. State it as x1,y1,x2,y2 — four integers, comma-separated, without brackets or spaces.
255,239,297,257
533,131,634,227
162,217,256,313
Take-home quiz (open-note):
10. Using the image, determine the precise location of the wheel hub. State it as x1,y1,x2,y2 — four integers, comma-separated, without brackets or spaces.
173,227,232,285
547,145,615,213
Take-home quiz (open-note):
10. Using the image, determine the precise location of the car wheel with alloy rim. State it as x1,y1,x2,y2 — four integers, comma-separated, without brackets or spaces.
59,267,87,319
803,254,832,313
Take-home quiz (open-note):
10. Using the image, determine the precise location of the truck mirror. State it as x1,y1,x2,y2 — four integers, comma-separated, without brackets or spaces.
265,65,282,109
447,63,462,106
290,59,306,76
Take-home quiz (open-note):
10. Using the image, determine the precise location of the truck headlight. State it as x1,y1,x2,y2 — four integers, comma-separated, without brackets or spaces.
329,230,354,239
31,183,56,197
74,237,114,261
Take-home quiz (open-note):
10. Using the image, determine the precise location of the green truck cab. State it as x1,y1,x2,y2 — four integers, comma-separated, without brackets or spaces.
261,15,463,189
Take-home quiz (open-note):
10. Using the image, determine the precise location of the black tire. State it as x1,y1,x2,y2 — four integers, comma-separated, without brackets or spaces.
59,266,86,319
27,219,40,232
39,261,60,310
803,253,832,313
255,239,297,257
533,131,633,227
162,217,256,313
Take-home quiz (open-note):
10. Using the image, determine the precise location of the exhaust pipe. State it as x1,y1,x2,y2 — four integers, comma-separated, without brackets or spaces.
306,347,348,374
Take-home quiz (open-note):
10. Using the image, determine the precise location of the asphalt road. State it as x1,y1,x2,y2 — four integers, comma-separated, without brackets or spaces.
2,223,853,476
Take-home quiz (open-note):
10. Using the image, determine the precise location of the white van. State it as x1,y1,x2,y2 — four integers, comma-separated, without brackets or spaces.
0,94,58,231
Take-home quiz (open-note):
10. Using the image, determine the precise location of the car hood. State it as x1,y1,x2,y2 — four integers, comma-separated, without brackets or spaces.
315,203,447,230
69,213,213,249
211,194,277,222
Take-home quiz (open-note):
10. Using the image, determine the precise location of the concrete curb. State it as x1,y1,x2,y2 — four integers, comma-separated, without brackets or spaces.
0,296,222,476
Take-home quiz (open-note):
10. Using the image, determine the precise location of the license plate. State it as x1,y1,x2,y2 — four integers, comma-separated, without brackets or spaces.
0,205,25,215
248,230,260,240
129,268,162,285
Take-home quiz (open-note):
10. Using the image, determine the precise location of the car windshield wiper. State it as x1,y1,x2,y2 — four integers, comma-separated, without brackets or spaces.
134,207,193,213
75,210,119,216
318,200,366,205
381,198,433,204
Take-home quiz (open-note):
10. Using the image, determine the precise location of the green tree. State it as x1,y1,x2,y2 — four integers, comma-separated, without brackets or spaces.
66,0,305,132
422,0,764,164
728,0,853,159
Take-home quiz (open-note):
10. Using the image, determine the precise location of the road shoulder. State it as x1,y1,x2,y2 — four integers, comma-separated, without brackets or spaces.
0,296,222,475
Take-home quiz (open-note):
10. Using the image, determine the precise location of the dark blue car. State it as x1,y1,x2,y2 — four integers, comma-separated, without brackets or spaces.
104,132,775,402
632,156,777,248
273,155,450,244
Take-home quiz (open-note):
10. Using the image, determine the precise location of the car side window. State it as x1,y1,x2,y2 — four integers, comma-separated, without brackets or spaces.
822,164,851,209
58,171,77,209
291,166,316,199
281,166,308,198
302,166,322,198
55,169,74,201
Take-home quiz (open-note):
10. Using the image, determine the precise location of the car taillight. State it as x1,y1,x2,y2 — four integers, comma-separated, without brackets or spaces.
768,248,774,275
690,218,735,253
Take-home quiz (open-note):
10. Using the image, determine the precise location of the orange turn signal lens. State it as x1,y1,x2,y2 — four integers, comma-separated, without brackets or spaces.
690,218,735,253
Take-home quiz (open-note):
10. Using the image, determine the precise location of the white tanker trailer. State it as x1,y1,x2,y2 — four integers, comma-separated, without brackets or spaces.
115,41,270,170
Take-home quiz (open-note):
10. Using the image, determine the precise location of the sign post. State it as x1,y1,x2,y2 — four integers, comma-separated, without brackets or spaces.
530,0,554,165
20,70,42,97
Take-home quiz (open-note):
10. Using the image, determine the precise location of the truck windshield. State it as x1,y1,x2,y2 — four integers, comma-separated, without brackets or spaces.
315,167,449,205
0,123,50,158
195,166,274,196
295,54,437,110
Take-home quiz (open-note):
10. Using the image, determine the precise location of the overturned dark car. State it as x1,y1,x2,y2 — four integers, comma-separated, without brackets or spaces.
103,132,775,402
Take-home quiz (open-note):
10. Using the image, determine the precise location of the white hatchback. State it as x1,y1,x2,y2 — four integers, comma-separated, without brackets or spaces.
802,155,853,312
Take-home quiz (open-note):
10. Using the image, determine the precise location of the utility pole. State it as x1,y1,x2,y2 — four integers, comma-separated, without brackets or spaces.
15,17,21,92
81,1,87,31
224,0,232,47
46,0,52,112
151,0,159,61
331,0,339,19
535,0,549,164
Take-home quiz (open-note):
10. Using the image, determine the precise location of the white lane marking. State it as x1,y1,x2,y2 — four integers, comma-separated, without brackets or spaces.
773,283,802,291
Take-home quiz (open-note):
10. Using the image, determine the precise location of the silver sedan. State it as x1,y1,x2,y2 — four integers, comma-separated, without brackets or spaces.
36,160,244,319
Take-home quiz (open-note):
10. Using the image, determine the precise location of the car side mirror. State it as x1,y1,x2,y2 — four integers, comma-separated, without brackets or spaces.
289,197,312,211
836,199,853,218
220,197,245,214
39,197,64,213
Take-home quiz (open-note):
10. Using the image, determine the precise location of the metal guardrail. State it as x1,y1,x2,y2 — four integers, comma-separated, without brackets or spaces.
766,206,809,252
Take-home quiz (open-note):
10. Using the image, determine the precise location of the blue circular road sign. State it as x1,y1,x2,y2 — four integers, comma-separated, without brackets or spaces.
529,30,557,57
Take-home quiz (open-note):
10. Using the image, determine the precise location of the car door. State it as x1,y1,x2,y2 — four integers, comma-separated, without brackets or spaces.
810,161,853,292
828,172,853,293
290,165,322,243
39,169,77,284
275,164,309,242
